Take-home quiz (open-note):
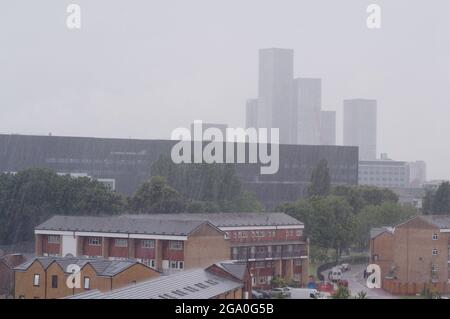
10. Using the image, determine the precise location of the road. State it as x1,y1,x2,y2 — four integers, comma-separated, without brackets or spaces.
322,264,397,299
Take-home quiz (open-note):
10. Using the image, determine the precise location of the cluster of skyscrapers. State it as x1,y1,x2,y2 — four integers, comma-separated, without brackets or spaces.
245,48,377,161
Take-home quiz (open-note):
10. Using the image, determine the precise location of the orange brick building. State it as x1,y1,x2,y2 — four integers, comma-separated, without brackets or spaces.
34,215,230,274
14,256,160,299
68,261,252,299
370,215,450,295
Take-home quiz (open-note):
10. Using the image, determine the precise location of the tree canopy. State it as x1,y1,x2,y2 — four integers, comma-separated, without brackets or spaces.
423,181,450,215
307,159,331,197
0,169,124,244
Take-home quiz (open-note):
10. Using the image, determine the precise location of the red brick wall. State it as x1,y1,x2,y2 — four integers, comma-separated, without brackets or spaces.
108,238,128,258
82,237,102,256
134,240,156,259
162,241,184,261
42,235,61,255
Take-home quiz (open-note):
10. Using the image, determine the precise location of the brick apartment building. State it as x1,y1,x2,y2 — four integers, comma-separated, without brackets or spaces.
370,215,450,295
0,254,29,298
136,213,309,288
14,256,159,299
68,261,252,299
34,215,230,274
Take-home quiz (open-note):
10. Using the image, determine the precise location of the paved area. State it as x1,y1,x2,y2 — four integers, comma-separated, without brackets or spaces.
322,264,397,299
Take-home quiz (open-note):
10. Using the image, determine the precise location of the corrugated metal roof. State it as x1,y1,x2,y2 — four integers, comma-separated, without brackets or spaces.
36,215,207,236
67,268,243,299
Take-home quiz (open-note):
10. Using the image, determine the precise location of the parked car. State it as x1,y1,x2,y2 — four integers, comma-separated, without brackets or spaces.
340,263,351,271
270,287,291,298
252,290,264,299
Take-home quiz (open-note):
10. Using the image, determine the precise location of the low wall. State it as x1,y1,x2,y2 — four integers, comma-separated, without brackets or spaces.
383,278,450,295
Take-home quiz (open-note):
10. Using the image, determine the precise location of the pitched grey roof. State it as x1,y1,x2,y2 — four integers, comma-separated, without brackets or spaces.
125,212,303,227
14,256,147,276
370,227,394,239
419,215,450,229
215,262,248,281
67,268,243,299
36,215,208,236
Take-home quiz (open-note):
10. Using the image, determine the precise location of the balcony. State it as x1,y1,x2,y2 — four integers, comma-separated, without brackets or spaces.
232,247,308,261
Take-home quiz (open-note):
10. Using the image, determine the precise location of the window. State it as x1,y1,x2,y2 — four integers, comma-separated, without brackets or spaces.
253,231,265,238
432,248,438,256
51,275,58,289
169,261,184,270
88,237,101,246
33,274,40,287
141,240,155,248
294,259,303,266
140,259,156,268
48,235,60,244
169,241,183,250
84,277,90,290
115,239,128,247
296,230,302,237
255,261,265,268
432,233,438,241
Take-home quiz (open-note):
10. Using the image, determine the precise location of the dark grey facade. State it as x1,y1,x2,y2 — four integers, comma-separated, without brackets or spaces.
0,134,358,209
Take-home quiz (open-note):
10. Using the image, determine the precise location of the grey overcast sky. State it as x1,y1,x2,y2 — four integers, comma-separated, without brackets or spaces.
0,0,449,180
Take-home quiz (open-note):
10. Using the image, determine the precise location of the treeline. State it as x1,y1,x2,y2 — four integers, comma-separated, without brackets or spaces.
0,159,262,244
280,160,418,261
423,181,450,214
0,169,124,244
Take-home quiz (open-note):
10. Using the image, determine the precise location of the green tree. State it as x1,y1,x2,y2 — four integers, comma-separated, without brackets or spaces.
281,196,355,258
332,185,398,211
128,176,186,214
0,169,124,245
431,181,450,214
332,286,350,299
307,159,331,197
353,202,417,248
150,155,262,212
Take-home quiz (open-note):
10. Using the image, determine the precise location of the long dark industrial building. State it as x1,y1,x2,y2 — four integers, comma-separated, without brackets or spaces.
0,134,358,208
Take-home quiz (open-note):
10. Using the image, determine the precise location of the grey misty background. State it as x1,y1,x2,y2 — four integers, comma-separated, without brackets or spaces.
0,0,449,180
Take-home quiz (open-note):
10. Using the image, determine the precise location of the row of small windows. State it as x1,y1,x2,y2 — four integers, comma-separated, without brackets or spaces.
84,237,182,250
33,274,91,290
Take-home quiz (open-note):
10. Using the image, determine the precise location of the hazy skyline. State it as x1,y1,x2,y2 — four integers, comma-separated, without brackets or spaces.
1,0,449,179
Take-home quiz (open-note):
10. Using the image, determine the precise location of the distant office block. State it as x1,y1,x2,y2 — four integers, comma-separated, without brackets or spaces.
294,78,321,145
258,48,296,144
319,110,336,145
245,99,258,129
343,99,377,160
409,160,427,187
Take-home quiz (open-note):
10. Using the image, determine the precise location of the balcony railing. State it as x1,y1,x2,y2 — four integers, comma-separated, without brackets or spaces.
232,248,308,261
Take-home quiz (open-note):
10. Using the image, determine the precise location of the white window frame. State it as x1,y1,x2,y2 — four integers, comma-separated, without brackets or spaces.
47,235,60,244
141,240,155,249
33,274,40,287
169,241,183,250
115,238,128,248
432,233,438,241
84,277,90,290
88,237,101,246
140,259,156,268
432,248,438,256
169,260,184,270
